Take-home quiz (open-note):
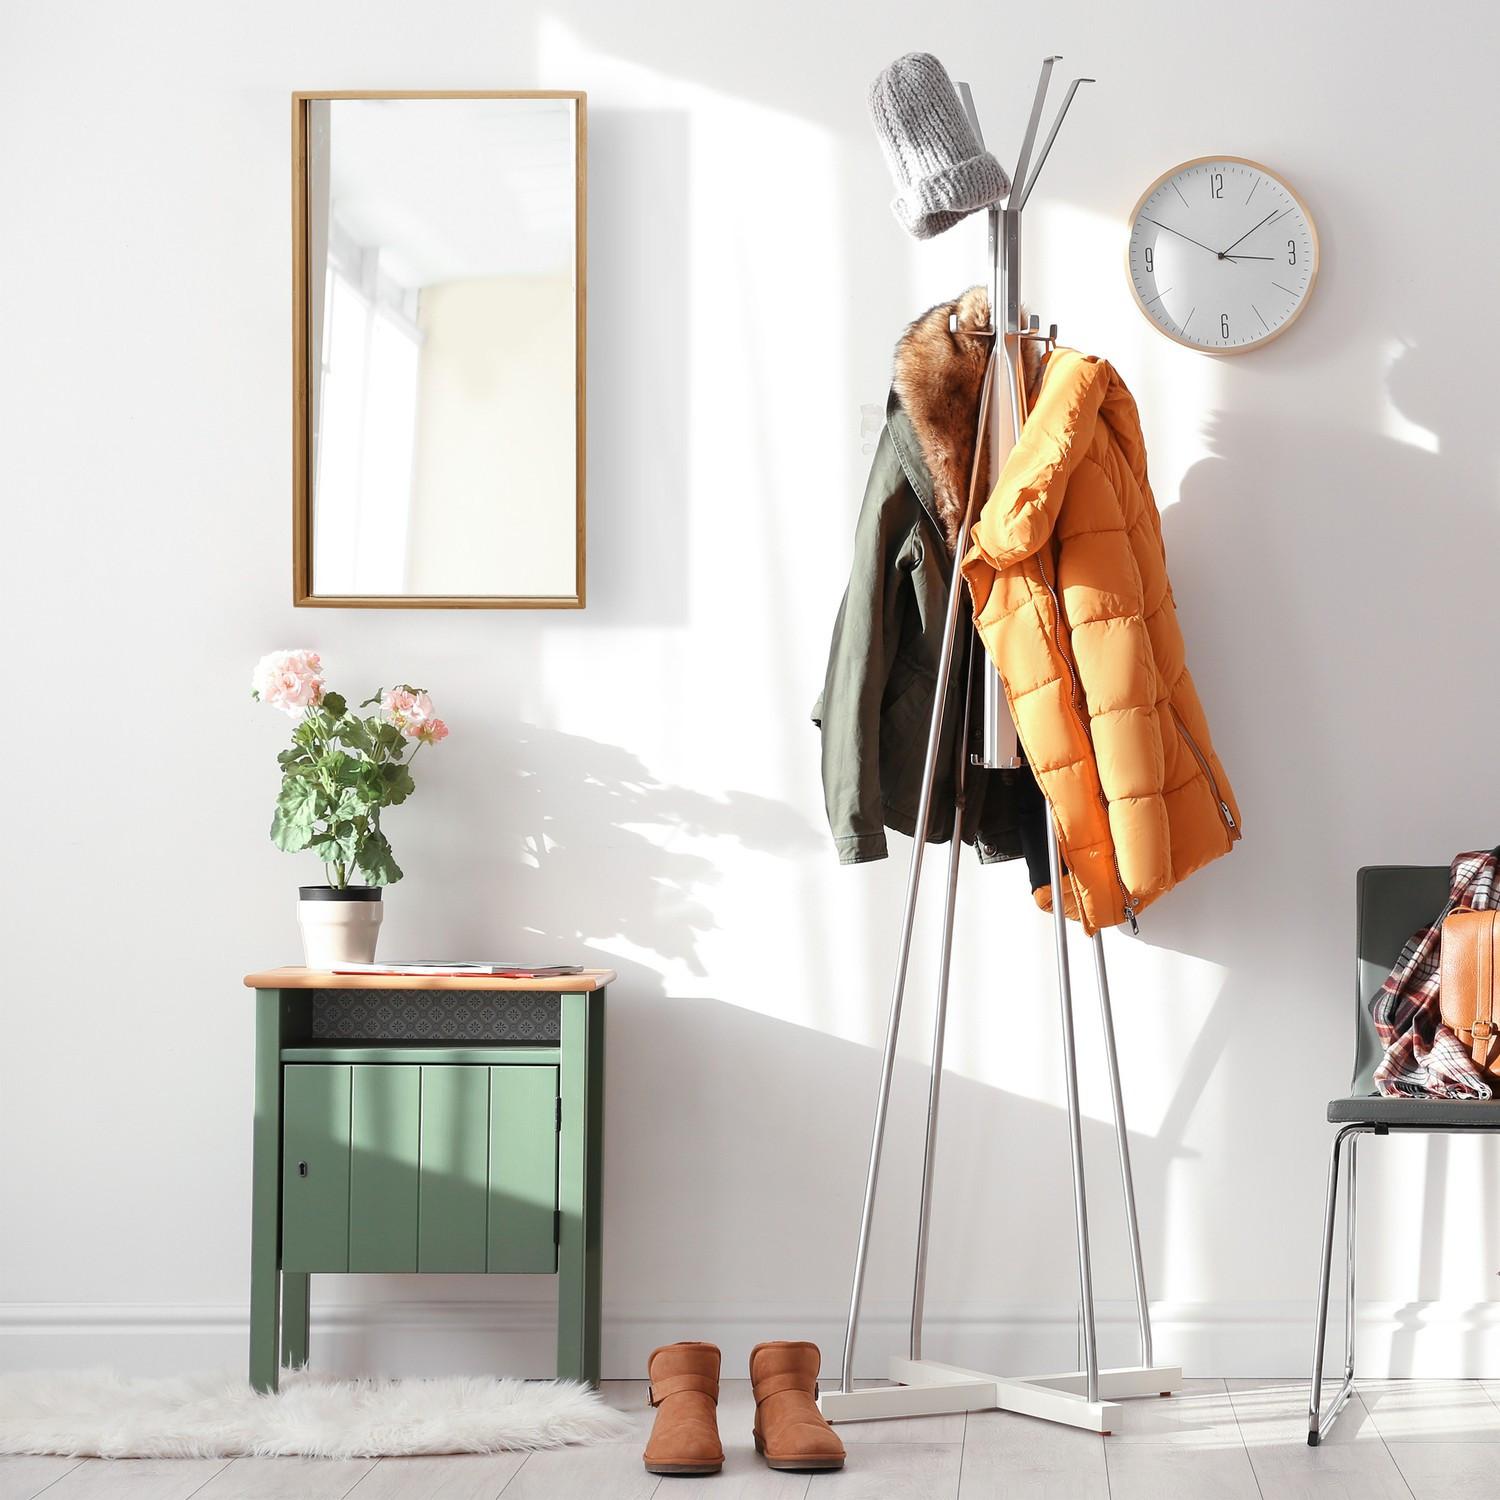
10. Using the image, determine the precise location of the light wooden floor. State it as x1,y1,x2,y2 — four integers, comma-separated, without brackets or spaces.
4,1377,1499,1499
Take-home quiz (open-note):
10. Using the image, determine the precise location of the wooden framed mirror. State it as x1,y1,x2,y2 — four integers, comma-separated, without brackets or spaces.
292,91,586,608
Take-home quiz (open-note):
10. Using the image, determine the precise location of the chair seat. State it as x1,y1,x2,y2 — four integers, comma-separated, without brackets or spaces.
1328,1094,1500,1127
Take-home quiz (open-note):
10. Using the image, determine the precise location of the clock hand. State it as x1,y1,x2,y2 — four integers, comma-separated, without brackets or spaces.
1218,210,1278,258
1141,216,1266,264
1141,215,1222,258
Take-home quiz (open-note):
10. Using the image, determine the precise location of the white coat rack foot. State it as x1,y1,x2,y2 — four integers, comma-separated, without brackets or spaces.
821,56,1181,1435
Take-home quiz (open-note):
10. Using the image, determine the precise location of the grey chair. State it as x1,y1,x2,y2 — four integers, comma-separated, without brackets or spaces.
1308,863,1500,1445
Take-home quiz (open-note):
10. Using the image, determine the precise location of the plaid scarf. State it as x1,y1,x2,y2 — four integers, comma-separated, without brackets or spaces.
1372,847,1500,1099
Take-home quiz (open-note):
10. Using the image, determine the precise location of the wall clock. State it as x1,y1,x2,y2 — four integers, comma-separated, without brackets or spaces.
1126,157,1318,354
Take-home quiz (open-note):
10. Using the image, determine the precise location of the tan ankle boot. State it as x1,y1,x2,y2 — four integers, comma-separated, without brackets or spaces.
643,1341,724,1476
750,1341,846,1471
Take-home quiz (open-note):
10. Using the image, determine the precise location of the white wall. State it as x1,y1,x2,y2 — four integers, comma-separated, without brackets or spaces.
3,0,1500,1381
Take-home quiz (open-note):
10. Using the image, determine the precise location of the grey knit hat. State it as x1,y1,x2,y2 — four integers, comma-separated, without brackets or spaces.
868,52,1010,240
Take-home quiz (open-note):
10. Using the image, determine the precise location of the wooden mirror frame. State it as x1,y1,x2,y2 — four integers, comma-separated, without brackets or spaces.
291,90,587,609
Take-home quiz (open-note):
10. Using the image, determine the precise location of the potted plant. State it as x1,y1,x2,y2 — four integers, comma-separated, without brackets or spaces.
252,650,449,968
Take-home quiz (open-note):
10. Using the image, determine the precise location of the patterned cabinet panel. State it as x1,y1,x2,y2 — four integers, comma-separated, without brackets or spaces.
310,990,561,1043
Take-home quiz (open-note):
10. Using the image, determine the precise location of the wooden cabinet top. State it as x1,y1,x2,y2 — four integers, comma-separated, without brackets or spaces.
244,966,617,992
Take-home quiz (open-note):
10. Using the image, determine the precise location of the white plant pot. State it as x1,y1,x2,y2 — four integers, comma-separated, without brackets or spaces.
297,887,384,970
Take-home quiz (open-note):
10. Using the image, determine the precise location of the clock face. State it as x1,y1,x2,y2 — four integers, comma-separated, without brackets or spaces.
1127,157,1318,353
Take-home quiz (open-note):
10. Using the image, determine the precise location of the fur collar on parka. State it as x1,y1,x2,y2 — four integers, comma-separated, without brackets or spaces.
891,287,1043,554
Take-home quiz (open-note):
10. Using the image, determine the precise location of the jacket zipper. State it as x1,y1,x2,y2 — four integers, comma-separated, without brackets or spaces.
1037,567,1140,934
1169,704,1239,842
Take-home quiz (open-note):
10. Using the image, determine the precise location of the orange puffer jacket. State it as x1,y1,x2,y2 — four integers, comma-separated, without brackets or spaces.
961,349,1240,934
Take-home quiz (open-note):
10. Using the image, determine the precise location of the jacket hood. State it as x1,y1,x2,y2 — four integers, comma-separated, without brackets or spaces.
890,287,1043,553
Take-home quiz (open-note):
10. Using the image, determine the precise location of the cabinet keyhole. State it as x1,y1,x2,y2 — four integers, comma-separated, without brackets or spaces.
298,1161,308,1177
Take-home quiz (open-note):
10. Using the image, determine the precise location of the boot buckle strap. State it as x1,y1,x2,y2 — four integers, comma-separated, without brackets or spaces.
753,1372,815,1401
648,1373,719,1406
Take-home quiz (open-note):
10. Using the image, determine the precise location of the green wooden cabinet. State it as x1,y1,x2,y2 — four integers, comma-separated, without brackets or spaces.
278,1062,560,1276
246,968,609,1393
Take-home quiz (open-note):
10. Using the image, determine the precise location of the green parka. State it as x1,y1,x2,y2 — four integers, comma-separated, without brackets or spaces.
812,290,1047,882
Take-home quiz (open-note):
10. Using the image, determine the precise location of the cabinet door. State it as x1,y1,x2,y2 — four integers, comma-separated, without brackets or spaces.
418,1065,490,1271
282,1064,351,1272
488,1066,560,1272
349,1065,420,1272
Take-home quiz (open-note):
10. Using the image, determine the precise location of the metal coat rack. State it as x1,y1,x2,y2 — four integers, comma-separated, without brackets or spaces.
819,58,1182,1435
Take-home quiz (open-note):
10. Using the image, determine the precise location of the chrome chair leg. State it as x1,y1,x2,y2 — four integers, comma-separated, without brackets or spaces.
1308,1124,1367,1445
1344,1135,1358,1384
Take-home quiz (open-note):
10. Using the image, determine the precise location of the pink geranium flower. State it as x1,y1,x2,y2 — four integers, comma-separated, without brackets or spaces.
381,686,444,741
252,649,325,720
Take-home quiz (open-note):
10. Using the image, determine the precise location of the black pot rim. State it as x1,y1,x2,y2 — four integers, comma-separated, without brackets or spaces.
299,885,383,902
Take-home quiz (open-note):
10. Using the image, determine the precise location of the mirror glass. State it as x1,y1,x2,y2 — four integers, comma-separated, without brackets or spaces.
297,94,584,606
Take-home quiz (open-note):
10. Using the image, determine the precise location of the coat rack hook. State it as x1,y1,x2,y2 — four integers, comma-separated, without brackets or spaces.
953,79,985,150
1016,77,1095,212
1009,55,1060,201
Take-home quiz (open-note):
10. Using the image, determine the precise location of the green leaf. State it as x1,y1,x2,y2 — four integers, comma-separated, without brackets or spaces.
374,722,406,756
270,776,319,852
355,827,403,887
379,762,416,806
360,689,385,709
309,821,360,865
337,716,377,756
320,749,357,786
321,690,347,718
332,784,371,822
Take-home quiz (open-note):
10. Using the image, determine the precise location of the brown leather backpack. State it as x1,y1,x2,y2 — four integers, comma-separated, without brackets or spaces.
1440,906,1500,1079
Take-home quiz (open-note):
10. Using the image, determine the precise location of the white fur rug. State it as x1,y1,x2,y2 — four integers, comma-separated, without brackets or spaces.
0,1369,632,1459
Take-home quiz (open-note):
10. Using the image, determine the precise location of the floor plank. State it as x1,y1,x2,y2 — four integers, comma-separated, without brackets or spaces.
650,1447,808,1500
810,1441,959,1500
1102,1379,1261,1500
958,1407,1109,1499
1359,1381,1500,1445
192,1456,375,1498
0,1457,85,1500
1388,1441,1500,1499
493,1379,656,1499
347,1454,526,1500
496,1443,658,1500
38,1459,229,1500
1227,1380,1412,1498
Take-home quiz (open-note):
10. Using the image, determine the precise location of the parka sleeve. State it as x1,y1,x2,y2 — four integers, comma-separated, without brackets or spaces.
812,434,913,864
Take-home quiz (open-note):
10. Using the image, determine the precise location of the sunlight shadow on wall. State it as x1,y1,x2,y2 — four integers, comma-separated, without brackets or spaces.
437,723,819,989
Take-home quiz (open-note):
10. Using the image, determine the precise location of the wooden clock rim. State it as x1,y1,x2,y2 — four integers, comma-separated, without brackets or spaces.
1124,154,1320,356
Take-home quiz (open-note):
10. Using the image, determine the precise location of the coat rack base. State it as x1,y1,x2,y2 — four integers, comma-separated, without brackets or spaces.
819,1356,1183,1433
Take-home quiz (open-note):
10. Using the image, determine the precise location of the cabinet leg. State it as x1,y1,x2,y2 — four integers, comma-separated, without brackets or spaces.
557,990,604,1385
249,989,287,1394
281,1272,310,1370
249,1254,281,1394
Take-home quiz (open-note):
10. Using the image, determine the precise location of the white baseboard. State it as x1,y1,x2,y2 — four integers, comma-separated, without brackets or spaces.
4,1299,1499,1379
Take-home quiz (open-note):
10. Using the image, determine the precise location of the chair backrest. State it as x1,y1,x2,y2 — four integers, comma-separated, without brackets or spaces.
1351,863,1450,1095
